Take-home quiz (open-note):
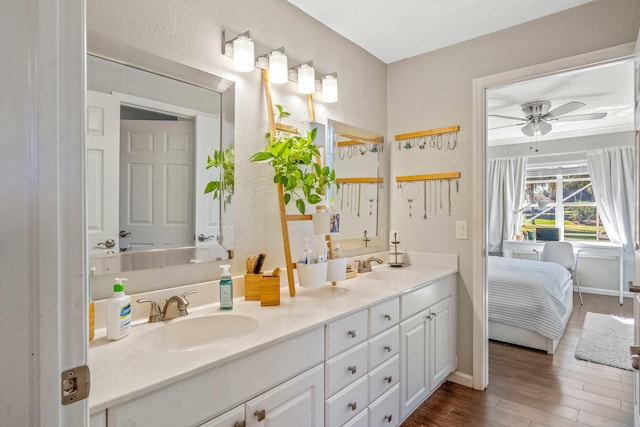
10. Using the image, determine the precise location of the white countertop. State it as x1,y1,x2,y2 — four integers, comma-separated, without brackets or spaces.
89,252,457,413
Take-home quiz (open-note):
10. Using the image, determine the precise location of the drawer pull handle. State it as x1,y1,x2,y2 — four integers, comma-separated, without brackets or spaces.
347,329,357,338
233,422,246,427
348,365,357,374
433,312,439,318
384,345,392,352
385,414,393,422
348,402,358,411
384,313,392,320
425,313,433,320
384,375,393,384
254,409,266,422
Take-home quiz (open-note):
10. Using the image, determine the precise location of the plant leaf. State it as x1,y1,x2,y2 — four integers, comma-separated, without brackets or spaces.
295,199,305,215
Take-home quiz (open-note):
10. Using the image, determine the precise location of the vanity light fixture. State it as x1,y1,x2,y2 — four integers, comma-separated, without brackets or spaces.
268,50,288,84
296,62,316,94
229,32,255,72
321,73,338,103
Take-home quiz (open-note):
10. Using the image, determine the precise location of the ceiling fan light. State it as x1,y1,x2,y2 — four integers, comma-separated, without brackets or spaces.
521,122,535,137
538,120,552,135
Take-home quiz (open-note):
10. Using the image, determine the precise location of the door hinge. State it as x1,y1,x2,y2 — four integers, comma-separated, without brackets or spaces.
630,346,640,370
61,365,90,405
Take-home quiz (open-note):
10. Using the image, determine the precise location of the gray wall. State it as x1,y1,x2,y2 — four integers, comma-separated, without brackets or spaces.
387,0,640,378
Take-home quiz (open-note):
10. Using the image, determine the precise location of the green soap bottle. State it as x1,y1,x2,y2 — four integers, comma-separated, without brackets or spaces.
219,264,233,310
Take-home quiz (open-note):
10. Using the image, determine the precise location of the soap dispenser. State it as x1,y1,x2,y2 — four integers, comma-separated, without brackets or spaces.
219,264,233,310
107,278,131,340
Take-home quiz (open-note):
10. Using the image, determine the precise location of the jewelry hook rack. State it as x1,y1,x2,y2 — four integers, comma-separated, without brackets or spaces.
336,137,384,159
396,172,461,219
394,125,459,151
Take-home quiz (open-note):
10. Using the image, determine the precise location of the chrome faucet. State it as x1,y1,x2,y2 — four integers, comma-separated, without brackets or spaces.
358,257,384,273
137,290,196,323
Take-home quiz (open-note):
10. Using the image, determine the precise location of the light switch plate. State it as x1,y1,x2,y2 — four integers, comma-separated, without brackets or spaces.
456,221,468,240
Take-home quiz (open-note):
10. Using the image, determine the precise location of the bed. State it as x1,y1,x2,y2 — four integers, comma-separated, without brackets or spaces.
488,255,573,354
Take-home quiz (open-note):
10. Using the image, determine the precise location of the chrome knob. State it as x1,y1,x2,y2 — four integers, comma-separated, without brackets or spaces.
347,365,357,374
384,313,392,320
347,402,357,411
347,329,357,338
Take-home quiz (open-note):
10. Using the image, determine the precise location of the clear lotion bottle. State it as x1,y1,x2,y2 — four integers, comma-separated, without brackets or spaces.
219,264,233,310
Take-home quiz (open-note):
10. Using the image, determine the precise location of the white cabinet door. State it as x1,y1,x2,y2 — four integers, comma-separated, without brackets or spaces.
245,364,324,427
198,405,244,427
399,309,430,419
430,296,454,387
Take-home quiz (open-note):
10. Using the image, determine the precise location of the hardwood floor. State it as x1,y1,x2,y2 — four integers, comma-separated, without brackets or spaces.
402,293,635,427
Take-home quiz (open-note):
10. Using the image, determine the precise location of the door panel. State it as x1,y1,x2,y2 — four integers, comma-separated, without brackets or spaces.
86,90,120,254
195,114,222,247
120,119,194,250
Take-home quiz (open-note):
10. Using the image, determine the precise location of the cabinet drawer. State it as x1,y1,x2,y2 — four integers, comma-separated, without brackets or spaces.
325,309,368,359
343,408,369,427
368,355,399,404
325,375,368,427
369,385,400,427
401,275,455,320
325,341,368,398
369,326,399,369
369,297,399,337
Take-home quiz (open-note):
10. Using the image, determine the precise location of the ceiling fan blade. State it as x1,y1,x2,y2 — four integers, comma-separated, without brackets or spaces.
521,122,535,137
488,123,527,130
544,101,585,119
538,120,552,135
488,114,527,121
553,112,608,121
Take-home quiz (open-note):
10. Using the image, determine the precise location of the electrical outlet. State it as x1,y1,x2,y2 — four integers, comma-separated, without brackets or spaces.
456,221,468,240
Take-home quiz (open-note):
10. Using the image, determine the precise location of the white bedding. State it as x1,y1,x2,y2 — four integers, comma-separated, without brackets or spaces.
488,256,572,341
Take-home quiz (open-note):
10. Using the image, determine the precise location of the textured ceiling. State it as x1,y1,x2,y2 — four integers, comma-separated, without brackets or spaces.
287,0,595,64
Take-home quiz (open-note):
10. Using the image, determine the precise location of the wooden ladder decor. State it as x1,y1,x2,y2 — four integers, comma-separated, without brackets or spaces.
262,69,322,297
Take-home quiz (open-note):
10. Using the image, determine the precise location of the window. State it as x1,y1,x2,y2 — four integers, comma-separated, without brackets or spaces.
521,167,608,242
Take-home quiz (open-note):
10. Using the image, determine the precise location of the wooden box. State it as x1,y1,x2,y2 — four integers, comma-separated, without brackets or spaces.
259,275,281,306
244,274,262,301
244,273,281,306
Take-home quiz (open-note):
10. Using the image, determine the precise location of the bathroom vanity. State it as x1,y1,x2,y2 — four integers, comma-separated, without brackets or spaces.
89,253,457,426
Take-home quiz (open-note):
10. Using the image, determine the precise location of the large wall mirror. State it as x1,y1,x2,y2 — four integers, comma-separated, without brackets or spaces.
87,35,235,276
327,119,387,251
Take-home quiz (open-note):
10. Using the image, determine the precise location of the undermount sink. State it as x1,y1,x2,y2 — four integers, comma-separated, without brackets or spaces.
133,313,259,353
366,269,422,282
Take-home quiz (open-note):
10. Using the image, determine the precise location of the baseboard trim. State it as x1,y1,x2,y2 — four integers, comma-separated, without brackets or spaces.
447,370,474,388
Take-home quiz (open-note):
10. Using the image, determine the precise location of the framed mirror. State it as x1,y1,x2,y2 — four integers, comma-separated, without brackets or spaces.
86,35,235,276
327,119,387,251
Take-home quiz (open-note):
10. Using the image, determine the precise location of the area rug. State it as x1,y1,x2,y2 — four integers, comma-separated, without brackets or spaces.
574,312,634,371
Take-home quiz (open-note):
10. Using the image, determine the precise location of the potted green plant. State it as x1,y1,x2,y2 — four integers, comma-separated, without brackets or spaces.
250,105,337,215
204,143,234,210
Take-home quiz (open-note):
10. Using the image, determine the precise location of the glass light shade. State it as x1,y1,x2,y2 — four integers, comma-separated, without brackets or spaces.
269,51,288,84
322,75,338,103
232,35,254,72
297,64,316,94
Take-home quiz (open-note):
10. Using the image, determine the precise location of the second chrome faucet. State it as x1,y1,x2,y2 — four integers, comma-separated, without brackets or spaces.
137,290,196,323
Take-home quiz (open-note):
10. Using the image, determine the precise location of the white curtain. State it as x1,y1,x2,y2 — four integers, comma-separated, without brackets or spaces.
487,156,527,254
586,146,635,282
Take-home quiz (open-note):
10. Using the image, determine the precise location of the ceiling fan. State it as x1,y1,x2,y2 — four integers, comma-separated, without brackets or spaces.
489,101,607,136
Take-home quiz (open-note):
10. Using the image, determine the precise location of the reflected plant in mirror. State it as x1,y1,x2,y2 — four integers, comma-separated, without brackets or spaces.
205,143,235,210
250,105,338,215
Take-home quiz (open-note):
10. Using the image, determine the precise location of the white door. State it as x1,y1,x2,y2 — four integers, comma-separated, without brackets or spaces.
632,33,640,427
86,90,120,254
195,114,222,247
119,119,194,250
